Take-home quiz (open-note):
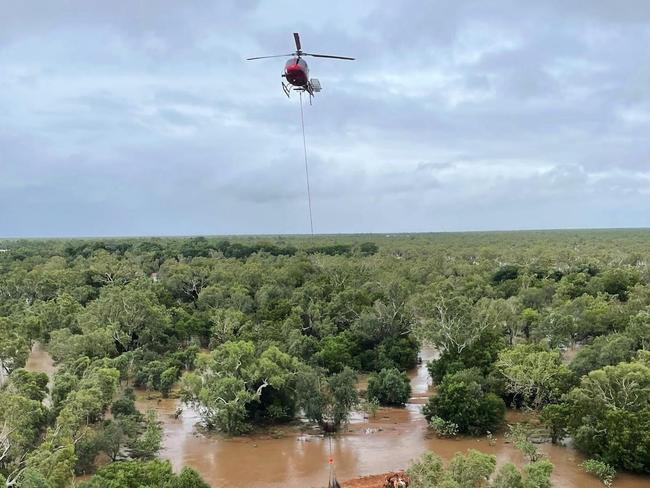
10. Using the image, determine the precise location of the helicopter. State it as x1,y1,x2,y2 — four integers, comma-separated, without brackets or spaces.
246,33,354,102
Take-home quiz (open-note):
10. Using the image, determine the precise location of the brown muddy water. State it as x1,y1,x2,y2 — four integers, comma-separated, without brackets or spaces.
26,342,57,376
25,342,57,405
28,347,649,488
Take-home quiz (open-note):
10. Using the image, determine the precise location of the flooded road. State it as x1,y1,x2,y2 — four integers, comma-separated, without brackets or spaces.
28,346,650,488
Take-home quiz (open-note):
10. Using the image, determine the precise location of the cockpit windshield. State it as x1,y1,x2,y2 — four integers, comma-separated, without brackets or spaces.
285,58,307,68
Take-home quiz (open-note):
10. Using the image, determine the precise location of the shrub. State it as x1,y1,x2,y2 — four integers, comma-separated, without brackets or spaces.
366,368,411,406
360,397,380,419
540,403,569,444
524,459,554,488
492,463,523,488
406,452,444,487
78,460,209,488
446,450,496,487
423,368,505,435
476,393,507,433
582,459,616,487
508,423,544,463
407,450,501,488
111,389,140,418
428,416,459,438
160,367,179,398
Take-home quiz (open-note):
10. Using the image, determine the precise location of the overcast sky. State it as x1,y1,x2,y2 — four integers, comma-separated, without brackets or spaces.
1,0,649,237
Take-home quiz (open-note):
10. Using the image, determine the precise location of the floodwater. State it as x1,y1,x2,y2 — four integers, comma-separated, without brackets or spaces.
25,342,57,377
25,342,57,405
28,346,650,488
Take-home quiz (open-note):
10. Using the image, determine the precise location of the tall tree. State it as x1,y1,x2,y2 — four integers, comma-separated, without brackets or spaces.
496,344,573,409
567,360,650,472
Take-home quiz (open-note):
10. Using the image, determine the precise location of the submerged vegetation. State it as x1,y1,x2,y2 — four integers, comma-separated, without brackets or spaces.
1,230,650,484
366,367,411,406
407,449,554,488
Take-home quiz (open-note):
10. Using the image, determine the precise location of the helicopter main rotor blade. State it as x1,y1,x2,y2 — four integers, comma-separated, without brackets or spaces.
246,53,295,60
303,53,355,60
293,32,302,51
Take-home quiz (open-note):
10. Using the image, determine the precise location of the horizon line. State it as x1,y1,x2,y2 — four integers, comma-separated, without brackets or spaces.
2,226,650,241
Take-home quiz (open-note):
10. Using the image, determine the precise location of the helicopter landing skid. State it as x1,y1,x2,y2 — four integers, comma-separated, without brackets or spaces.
282,82,314,104
282,81,291,98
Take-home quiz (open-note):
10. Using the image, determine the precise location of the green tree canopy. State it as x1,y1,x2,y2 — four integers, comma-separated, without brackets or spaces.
366,367,411,406
180,341,304,434
423,368,505,435
496,344,573,409
78,460,209,488
566,360,650,472
296,366,358,431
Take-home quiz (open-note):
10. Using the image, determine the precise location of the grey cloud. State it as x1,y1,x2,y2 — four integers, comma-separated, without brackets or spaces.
0,1,259,43
1,1,650,236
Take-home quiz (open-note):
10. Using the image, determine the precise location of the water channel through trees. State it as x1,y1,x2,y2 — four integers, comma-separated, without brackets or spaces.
26,344,649,488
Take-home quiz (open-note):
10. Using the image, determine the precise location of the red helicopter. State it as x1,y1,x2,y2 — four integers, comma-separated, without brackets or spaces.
247,33,354,101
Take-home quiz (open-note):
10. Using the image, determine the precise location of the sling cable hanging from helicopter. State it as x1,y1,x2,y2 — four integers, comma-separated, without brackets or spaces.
328,434,341,488
245,31,355,485
246,33,355,237
299,91,314,236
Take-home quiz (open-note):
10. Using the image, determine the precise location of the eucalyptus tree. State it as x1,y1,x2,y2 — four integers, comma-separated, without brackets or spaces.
180,341,303,434
566,360,650,472
496,344,573,409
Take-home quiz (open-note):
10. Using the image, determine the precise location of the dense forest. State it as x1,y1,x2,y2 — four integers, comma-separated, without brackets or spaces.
1,230,649,487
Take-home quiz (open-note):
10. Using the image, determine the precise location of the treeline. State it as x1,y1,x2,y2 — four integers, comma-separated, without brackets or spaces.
1,230,650,487
1,236,378,263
